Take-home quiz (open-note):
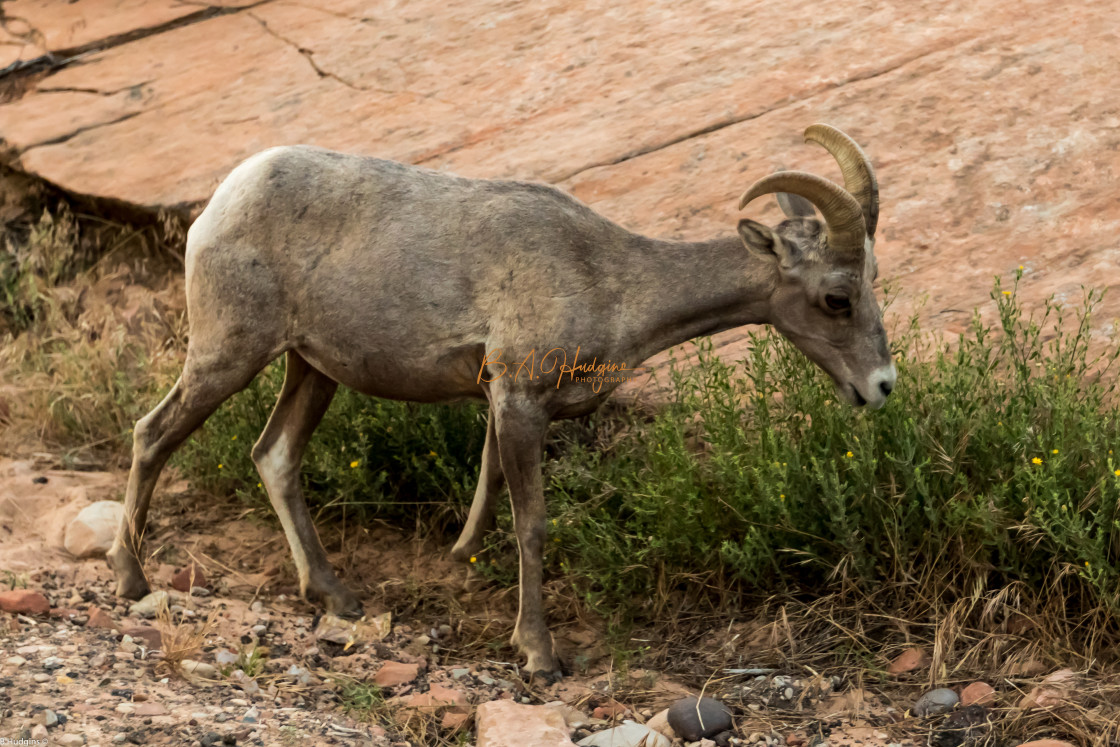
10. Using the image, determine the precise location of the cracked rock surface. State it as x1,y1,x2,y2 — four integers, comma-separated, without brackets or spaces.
1,0,1119,375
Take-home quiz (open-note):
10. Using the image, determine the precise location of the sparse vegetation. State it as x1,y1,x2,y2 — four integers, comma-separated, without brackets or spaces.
337,679,385,720
7,201,1120,743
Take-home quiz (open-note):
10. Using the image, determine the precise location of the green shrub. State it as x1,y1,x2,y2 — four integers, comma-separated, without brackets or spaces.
174,364,487,529
170,270,1120,623
539,272,1120,618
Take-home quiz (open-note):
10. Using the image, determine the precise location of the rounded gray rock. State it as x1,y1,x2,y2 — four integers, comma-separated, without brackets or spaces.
667,696,733,741
913,687,959,717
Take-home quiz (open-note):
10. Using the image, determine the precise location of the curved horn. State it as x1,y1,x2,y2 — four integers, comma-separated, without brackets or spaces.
804,123,879,237
739,172,865,259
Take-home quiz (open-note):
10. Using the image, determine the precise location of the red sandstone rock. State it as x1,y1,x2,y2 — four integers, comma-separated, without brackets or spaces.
0,0,1118,376
592,698,630,720
440,710,470,731
133,702,168,717
887,647,931,675
476,700,575,747
1019,669,1079,710
86,606,115,629
0,589,50,616
121,625,163,650
401,682,467,710
373,661,419,688
960,681,996,707
171,562,208,592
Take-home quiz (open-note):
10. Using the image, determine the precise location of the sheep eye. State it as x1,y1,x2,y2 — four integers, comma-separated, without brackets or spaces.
825,293,851,312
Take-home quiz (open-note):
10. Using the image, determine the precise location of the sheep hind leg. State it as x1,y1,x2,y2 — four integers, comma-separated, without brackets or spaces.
451,408,504,562
252,351,361,617
108,355,267,599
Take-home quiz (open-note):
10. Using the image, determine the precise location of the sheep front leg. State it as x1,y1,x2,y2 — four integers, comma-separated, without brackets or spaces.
493,399,560,680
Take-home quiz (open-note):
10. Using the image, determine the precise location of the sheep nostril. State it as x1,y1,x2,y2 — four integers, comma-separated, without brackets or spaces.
880,381,894,397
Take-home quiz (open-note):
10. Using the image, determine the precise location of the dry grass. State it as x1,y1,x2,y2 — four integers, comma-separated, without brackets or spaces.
153,595,222,675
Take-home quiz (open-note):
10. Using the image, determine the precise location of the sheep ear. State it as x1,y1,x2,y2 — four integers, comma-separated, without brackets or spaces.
737,219,799,266
776,192,816,218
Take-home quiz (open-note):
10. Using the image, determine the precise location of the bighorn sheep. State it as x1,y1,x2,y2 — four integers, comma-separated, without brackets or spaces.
108,124,894,679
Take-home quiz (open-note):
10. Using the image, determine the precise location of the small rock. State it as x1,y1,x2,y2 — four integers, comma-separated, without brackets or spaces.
242,706,259,723
58,735,86,746
476,700,573,747
1015,741,1076,747
134,702,168,717
577,721,671,747
0,589,51,616
913,688,959,717
171,563,209,592
373,661,419,687
667,696,733,741
888,647,931,675
181,659,219,679
87,607,115,629
959,681,995,707
1019,669,1078,711
112,734,128,744
646,708,676,739
398,682,468,711
441,710,470,731
5,655,27,668
215,649,239,666
121,626,162,650
592,699,630,720
39,709,59,727
33,672,51,682
42,656,64,671
544,701,591,730
450,667,471,680
31,724,48,740
64,501,125,557
128,591,169,619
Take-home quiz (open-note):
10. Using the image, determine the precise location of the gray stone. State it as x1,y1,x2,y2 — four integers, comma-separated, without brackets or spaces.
577,721,671,747
667,696,733,741
913,687,960,717
128,591,169,619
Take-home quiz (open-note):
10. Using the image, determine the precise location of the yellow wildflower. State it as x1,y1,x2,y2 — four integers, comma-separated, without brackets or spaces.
1032,457,1042,465
1114,469,1120,477
429,450,438,457
1002,290,1011,296
231,435,237,440
349,460,359,468
218,464,223,469
469,556,477,563
846,451,854,458
1052,449,1059,454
